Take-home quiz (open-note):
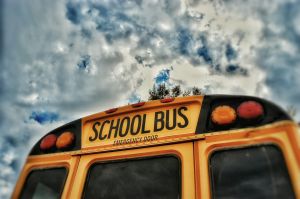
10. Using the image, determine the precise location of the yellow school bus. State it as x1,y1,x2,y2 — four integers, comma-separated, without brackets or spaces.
12,95,300,199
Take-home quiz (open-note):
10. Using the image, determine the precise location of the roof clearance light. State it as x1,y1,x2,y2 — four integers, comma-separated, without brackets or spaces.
160,98,175,103
40,134,57,151
132,101,145,108
237,101,264,120
211,105,237,125
105,108,118,114
56,131,75,149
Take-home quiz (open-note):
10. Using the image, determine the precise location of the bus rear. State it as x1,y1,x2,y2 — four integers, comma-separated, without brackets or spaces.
12,95,300,199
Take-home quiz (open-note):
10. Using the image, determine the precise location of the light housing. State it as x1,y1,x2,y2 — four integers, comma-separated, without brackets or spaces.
211,105,237,125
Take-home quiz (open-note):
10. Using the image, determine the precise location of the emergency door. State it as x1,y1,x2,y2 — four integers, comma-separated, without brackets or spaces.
70,142,195,199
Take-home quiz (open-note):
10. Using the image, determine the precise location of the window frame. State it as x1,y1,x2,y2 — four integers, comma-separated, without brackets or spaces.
12,154,80,199
82,154,182,199
19,166,68,199
69,142,195,199
208,143,295,199
194,125,300,199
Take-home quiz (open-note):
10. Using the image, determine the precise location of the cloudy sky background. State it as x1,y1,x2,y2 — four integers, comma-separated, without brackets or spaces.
1,0,300,197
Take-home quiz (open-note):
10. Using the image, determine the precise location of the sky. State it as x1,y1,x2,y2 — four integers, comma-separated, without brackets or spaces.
1,0,300,197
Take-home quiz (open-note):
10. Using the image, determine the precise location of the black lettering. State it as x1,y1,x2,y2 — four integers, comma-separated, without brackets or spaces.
141,114,151,134
119,117,130,137
143,135,159,142
130,115,141,135
99,120,110,140
178,107,189,128
90,122,100,141
133,138,138,143
113,140,118,146
154,111,164,132
166,109,177,130
108,119,120,139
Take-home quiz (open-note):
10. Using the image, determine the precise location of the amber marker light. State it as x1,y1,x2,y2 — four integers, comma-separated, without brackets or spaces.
56,132,75,149
211,105,237,125
237,101,264,120
40,134,57,151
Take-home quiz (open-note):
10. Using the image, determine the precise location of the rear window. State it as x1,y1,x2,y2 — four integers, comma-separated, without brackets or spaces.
83,156,180,199
210,145,295,199
20,167,67,199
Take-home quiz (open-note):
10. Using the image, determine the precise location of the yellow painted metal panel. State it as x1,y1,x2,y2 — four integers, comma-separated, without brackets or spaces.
82,97,202,150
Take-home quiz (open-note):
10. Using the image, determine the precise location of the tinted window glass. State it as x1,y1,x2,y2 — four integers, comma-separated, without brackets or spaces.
210,145,295,199
83,156,180,199
20,168,67,199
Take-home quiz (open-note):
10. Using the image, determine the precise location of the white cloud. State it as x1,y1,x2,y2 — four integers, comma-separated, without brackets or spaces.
1,0,300,198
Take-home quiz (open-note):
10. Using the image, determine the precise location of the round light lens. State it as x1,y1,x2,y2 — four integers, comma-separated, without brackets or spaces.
40,134,57,150
160,98,175,103
237,101,264,120
211,105,237,125
105,108,118,114
132,101,146,108
56,132,75,149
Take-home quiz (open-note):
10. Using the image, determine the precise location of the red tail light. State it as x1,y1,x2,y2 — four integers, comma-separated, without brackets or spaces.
40,134,57,150
237,101,264,120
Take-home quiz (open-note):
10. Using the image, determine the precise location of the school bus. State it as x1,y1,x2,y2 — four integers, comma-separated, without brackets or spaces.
12,95,300,199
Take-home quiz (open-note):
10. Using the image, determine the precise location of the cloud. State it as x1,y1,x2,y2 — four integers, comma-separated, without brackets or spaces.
128,93,141,103
1,0,300,198
257,2,300,108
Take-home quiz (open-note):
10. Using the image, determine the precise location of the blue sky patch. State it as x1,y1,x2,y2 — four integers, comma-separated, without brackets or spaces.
77,55,91,70
197,46,212,64
155,69,171,85
226,64,248,76
225,44,237,61
177,29,193,55
29,111,59,124
226,64,238,73
66,2,81,24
